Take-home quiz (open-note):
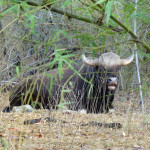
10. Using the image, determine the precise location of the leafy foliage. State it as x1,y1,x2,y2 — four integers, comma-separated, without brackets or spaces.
0,0,149,98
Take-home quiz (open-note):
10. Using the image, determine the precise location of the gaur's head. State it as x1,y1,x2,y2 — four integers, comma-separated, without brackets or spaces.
82,52,134,91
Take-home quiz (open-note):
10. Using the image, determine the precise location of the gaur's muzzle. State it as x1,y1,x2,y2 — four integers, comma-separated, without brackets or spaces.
107,77,117,91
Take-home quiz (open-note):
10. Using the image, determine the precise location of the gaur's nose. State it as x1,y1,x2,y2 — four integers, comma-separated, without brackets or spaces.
108,77,117,83
107,77,117,91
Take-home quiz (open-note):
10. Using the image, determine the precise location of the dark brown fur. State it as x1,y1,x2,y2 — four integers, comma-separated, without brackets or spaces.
3,59,120,113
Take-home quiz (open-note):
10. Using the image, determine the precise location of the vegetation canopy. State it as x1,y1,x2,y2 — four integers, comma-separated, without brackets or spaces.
0,0,150,149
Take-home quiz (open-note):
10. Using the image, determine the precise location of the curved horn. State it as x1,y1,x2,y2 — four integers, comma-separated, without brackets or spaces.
120,54,134,66
82,54,99,66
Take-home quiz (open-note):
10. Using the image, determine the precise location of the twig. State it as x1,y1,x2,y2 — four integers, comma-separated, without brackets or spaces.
134,0,144,114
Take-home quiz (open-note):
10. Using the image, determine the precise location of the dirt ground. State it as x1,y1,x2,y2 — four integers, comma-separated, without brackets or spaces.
0,92,150,150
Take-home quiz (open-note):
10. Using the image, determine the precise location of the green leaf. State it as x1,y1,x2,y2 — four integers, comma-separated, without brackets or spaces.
59,30,69,38
49,75,53,95
44,32,59,55
88,77,93,98
124,3,135,18
57,101,74,109
62,89,71,93
0,5,17,17
111,13,120,19
24,14,37,35
102,35,106,46
0,1,2,5
30,15,36,34
43,73,54,95
16,4,20,17
74,33,95,46
61,53,76,59
148,88,150,97
62,0,70,8
48,58,58,69
16,66,20,76
80,0,104,15
105,1,112,26
58,59,63,79
136,13,150,24
83,0,106,12
96,0,107,4
63,59,91,85
0,137,7,149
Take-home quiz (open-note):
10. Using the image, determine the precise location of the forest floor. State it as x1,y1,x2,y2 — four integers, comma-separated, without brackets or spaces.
0,92,150,150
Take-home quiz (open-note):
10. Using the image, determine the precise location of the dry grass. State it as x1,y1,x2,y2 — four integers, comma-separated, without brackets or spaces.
0,92,150,150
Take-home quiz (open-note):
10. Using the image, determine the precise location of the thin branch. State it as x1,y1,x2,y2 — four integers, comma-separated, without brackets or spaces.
134,0,144,114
